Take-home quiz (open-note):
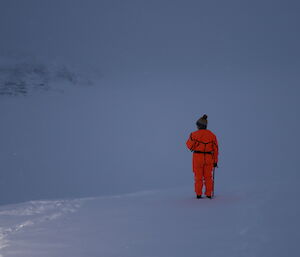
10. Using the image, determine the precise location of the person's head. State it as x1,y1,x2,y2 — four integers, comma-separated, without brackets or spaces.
196,114,208,130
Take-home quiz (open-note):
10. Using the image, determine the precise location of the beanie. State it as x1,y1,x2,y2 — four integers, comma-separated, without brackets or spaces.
196,114,208,128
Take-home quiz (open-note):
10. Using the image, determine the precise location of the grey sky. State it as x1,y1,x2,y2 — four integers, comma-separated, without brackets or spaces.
1,0,299,75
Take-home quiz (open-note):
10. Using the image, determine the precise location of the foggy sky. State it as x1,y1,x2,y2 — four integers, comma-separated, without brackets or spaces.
1,0,299,76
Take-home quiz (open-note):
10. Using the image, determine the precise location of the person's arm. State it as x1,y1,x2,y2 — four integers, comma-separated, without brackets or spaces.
213,135,219,165
186,133,195,151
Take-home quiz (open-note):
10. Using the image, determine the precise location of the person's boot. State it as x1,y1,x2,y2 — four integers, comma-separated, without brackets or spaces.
206,195,212,199
196,195,202,199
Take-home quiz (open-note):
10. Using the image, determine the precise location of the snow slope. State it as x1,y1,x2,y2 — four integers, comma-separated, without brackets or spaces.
0,185,299,257
1,1,300,255
0,65,299,256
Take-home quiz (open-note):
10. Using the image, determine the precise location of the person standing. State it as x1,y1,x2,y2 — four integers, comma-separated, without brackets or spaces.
186,115,219,199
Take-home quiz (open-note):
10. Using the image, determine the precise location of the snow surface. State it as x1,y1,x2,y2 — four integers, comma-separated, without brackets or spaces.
0,185,299,257
1,1,300,255
0,59,299,256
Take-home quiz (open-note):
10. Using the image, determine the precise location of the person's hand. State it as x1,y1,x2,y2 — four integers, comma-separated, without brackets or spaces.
213,163,218,168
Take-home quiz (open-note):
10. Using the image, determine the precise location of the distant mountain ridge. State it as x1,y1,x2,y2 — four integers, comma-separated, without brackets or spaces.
0,57,92,96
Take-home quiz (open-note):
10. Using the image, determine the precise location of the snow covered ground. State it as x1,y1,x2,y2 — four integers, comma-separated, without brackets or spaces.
1,1,300,256
0,184,299,257
0,62,299,256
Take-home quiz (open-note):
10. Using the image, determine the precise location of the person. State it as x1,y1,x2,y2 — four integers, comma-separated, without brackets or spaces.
186,114,219,199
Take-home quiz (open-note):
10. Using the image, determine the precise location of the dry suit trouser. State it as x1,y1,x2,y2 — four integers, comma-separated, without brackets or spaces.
193,164,214,196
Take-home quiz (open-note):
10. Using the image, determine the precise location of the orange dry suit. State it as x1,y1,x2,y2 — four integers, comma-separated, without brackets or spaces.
186,129,219,197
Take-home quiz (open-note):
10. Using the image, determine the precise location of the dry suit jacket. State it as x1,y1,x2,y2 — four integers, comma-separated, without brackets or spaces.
186,129,219,166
